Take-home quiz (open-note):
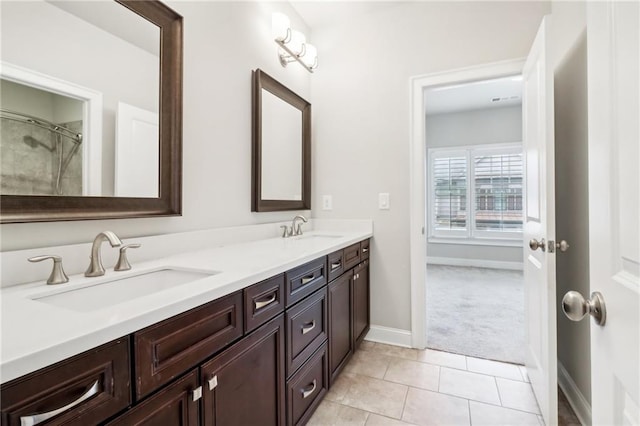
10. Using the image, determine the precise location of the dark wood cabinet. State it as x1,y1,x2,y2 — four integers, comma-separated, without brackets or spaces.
201,314,286,426
353,260,370,349
286,343,328,426
285,257,327,307
286,287,328,377
343,243,361,271
134,291,243,400
106,370,200,426
2,239,370,426
1,337,131,426
327,272,353,384
244,274,285,333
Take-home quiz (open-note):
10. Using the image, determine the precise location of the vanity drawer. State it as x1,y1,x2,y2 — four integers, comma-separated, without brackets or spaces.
245,274,285,333
343,242,361,271
286,343,328,426
286,287,328,377
360,239,370,260
0,337,131,426
134,291,243,400
285,257,327,307
327,249,344,282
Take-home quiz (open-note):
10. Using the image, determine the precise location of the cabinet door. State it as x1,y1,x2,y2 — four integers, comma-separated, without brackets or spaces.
353,260,370,348
106,370,200,426
327,273,353,385
201,314,285,426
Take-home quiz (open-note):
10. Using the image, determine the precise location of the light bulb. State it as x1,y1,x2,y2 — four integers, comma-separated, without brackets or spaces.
286,30,306,56
272,12,290,42
301,43,318,68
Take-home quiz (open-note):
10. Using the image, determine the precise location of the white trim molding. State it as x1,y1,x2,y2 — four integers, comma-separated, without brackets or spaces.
427,257,523,271
558,361,592,426
364,325,413,348
409,58,526,349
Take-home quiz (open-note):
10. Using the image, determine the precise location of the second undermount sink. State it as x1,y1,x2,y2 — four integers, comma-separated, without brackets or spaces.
31,267,220,312
293,234,342,240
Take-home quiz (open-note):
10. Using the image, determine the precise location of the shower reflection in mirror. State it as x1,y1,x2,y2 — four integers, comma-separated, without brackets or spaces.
1,79,83,196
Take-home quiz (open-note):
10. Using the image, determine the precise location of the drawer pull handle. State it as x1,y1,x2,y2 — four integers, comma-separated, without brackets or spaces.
255,294,277,310
301,274,315,285
362,247,369,253
302,379,317,399
208,375,218,391
330,262,341,270
20,379,99,426
302,320,316,335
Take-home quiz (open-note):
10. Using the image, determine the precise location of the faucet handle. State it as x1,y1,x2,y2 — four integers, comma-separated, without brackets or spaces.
28,255,69,285
114,243,141,272
280,225,290,238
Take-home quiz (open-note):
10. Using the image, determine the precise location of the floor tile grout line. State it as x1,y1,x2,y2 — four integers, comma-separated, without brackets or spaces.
399,382,410,422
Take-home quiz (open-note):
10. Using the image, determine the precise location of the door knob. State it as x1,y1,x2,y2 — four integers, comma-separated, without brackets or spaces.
555,240,570,252
562,291,606,326
529,238,546,252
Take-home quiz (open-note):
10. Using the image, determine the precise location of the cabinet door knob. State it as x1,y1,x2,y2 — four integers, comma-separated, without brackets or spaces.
192,386,203,401
208,375,218,391
20,380,99,426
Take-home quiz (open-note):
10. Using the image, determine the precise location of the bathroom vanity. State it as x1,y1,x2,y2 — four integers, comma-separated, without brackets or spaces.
0,226,371,425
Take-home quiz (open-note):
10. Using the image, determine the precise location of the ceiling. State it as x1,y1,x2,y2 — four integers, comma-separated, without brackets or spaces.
425,75,523,115
289,1,400,30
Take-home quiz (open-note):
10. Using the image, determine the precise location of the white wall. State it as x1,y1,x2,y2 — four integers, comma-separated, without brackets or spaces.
311,2,550,331
425,106,523,265
0,1,312,251
551,0,591,414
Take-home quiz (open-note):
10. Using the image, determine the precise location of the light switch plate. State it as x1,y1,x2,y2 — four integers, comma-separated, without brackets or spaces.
379,193,390,210
322,195,333,210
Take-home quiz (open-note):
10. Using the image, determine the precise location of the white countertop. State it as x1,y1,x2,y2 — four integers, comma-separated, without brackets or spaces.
0,224,372,384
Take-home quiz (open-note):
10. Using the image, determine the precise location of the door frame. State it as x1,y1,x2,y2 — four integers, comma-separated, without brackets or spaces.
408,59,525,348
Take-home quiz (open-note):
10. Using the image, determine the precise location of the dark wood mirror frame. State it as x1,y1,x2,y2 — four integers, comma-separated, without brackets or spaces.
251,69,311,212
0,0,183,224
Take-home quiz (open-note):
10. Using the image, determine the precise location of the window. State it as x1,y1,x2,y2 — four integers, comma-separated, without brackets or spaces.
428,144,523,243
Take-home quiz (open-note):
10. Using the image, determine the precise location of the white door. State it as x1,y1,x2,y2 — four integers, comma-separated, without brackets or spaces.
115,102,159,198
522,16,558,425
586,2,640,425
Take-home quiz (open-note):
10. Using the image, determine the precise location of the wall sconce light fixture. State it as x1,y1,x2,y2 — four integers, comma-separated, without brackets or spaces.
272,12,318,73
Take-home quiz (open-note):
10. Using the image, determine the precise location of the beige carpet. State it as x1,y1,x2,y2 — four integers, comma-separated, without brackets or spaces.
426,264,525,364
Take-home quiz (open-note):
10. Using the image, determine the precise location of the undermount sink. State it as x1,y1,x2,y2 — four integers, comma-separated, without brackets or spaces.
31,267,219,312
293,234,342,240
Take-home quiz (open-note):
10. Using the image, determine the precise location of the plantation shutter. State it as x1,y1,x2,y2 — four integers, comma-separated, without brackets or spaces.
473,152,524,231
432,155,468,231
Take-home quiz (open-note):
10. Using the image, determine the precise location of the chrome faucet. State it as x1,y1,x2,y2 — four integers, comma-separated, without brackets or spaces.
85,231,122,277
291,215,308,236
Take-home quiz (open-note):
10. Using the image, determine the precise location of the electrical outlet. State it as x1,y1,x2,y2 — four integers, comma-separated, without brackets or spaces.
379,193,390,210
322,195,333,210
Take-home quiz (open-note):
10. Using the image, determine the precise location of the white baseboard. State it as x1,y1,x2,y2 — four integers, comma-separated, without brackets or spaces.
427,256,523,271
364,325,413,348
558,361,592,426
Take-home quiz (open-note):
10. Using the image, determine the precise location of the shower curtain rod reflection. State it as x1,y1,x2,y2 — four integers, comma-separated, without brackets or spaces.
0,108,82,144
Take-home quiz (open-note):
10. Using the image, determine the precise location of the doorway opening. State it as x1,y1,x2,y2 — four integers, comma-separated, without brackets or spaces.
423,75,525,364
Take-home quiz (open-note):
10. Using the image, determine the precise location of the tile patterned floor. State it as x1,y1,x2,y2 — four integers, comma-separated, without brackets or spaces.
308,342,543,426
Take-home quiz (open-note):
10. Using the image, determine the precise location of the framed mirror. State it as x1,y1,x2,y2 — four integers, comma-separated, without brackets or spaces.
252,69,311,212
0,0,182,223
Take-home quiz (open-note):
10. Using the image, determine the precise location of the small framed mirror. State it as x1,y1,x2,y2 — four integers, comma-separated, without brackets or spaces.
252,69,310,212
